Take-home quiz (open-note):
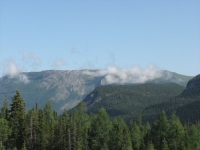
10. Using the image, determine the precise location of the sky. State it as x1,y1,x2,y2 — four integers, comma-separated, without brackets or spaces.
0,0,199,77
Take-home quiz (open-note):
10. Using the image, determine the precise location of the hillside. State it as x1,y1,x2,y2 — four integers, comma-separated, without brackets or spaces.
83,83,185,121
0,69,193,113
0,70,103,112
143,74,200,123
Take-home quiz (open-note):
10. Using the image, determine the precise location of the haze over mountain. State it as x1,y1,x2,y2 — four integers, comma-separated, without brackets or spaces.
0,67,193,113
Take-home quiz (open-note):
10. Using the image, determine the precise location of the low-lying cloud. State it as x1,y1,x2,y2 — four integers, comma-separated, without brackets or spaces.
2,60,29,84
84,65,164,84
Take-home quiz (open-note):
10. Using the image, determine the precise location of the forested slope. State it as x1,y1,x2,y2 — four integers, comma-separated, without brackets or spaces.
143,74,200,123
83,83,185,122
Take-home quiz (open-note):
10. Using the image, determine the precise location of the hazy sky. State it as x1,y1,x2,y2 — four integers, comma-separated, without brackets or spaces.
0,1,199,76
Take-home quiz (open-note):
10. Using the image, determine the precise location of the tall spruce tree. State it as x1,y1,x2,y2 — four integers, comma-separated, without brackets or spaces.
168,113,185,150
89,108,111,150
109,118,132,150
150,111,169,150
8,90,26,150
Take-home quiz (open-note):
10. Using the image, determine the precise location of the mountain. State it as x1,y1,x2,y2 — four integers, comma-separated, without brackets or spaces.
83,83,185,121
0,70,103,112
143,74,200,123
0,70,193,113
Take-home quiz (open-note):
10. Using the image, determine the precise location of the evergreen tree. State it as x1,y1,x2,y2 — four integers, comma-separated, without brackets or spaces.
25,107,38,150
8,90,26,150
150,111,169,150
36,108,46,150
89,108,111,150
54,109,69,150
186,125,200,150
162,138,169,150
43,100,55,150
0,118,11,148
69,102,90,150
168,113,185,150
147,142,155,150
0,97,9,119
129,121,141,150
109,118,132,150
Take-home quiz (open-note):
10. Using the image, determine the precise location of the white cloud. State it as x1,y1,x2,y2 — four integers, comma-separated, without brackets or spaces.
2,60,29,84
3,60,20,78
84,64,164,84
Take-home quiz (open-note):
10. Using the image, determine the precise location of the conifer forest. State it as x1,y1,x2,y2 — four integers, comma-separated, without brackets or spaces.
0,90,200,150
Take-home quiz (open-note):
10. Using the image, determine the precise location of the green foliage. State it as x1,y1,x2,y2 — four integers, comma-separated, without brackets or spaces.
0,97,9,119
83,83,185,122
89,108,111,150
146,142,155,150
0,118,11,143
150,111,169,150
109,118,132,150
8,90,26,150
1,86,200,150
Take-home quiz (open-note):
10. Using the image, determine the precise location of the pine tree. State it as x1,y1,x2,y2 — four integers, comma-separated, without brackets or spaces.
43,100,55,150
69,102,90,150
36,108,46,150
8,90,26,150
129,121,141,150
161,138,169,150
109,118,132,150
25,107,38,150
168,113,185,150
89,108,111,150
0,118,11,148
147,142,155,150
150,111,169,150
54,109,69,150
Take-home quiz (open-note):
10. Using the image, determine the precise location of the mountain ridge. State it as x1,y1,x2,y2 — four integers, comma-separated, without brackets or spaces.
0,69,193,113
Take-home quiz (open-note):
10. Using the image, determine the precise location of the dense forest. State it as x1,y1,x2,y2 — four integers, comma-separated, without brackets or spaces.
83,83,185,122
0,91,200,150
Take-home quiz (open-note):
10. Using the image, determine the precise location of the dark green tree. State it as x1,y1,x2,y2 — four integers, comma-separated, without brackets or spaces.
150,111,169,150
0,118,11,148
0,97,9,120
147,142,155,150
129,121,141,150
162,138,169,150
25,107,39,150
109,118,132,150
168,113,185,150
8,90,26,150
43,100,55,150
89,108,111,150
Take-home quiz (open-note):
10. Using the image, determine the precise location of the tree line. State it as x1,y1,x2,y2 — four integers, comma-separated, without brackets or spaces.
0,90,200,150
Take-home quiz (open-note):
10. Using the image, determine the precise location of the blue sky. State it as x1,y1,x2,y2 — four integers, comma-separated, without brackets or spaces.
0,1,199,76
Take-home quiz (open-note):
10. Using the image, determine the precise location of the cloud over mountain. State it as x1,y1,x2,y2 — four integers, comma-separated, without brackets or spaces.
84,65,164,84
2,60,29,84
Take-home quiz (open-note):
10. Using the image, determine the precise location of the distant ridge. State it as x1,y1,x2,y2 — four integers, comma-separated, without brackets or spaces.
0,69,193,113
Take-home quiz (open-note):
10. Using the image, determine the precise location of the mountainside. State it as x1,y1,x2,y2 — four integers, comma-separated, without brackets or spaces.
83,74,200,123
0,70,193,113
83,83,185,120
143,74,200,123
0,70,103,112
